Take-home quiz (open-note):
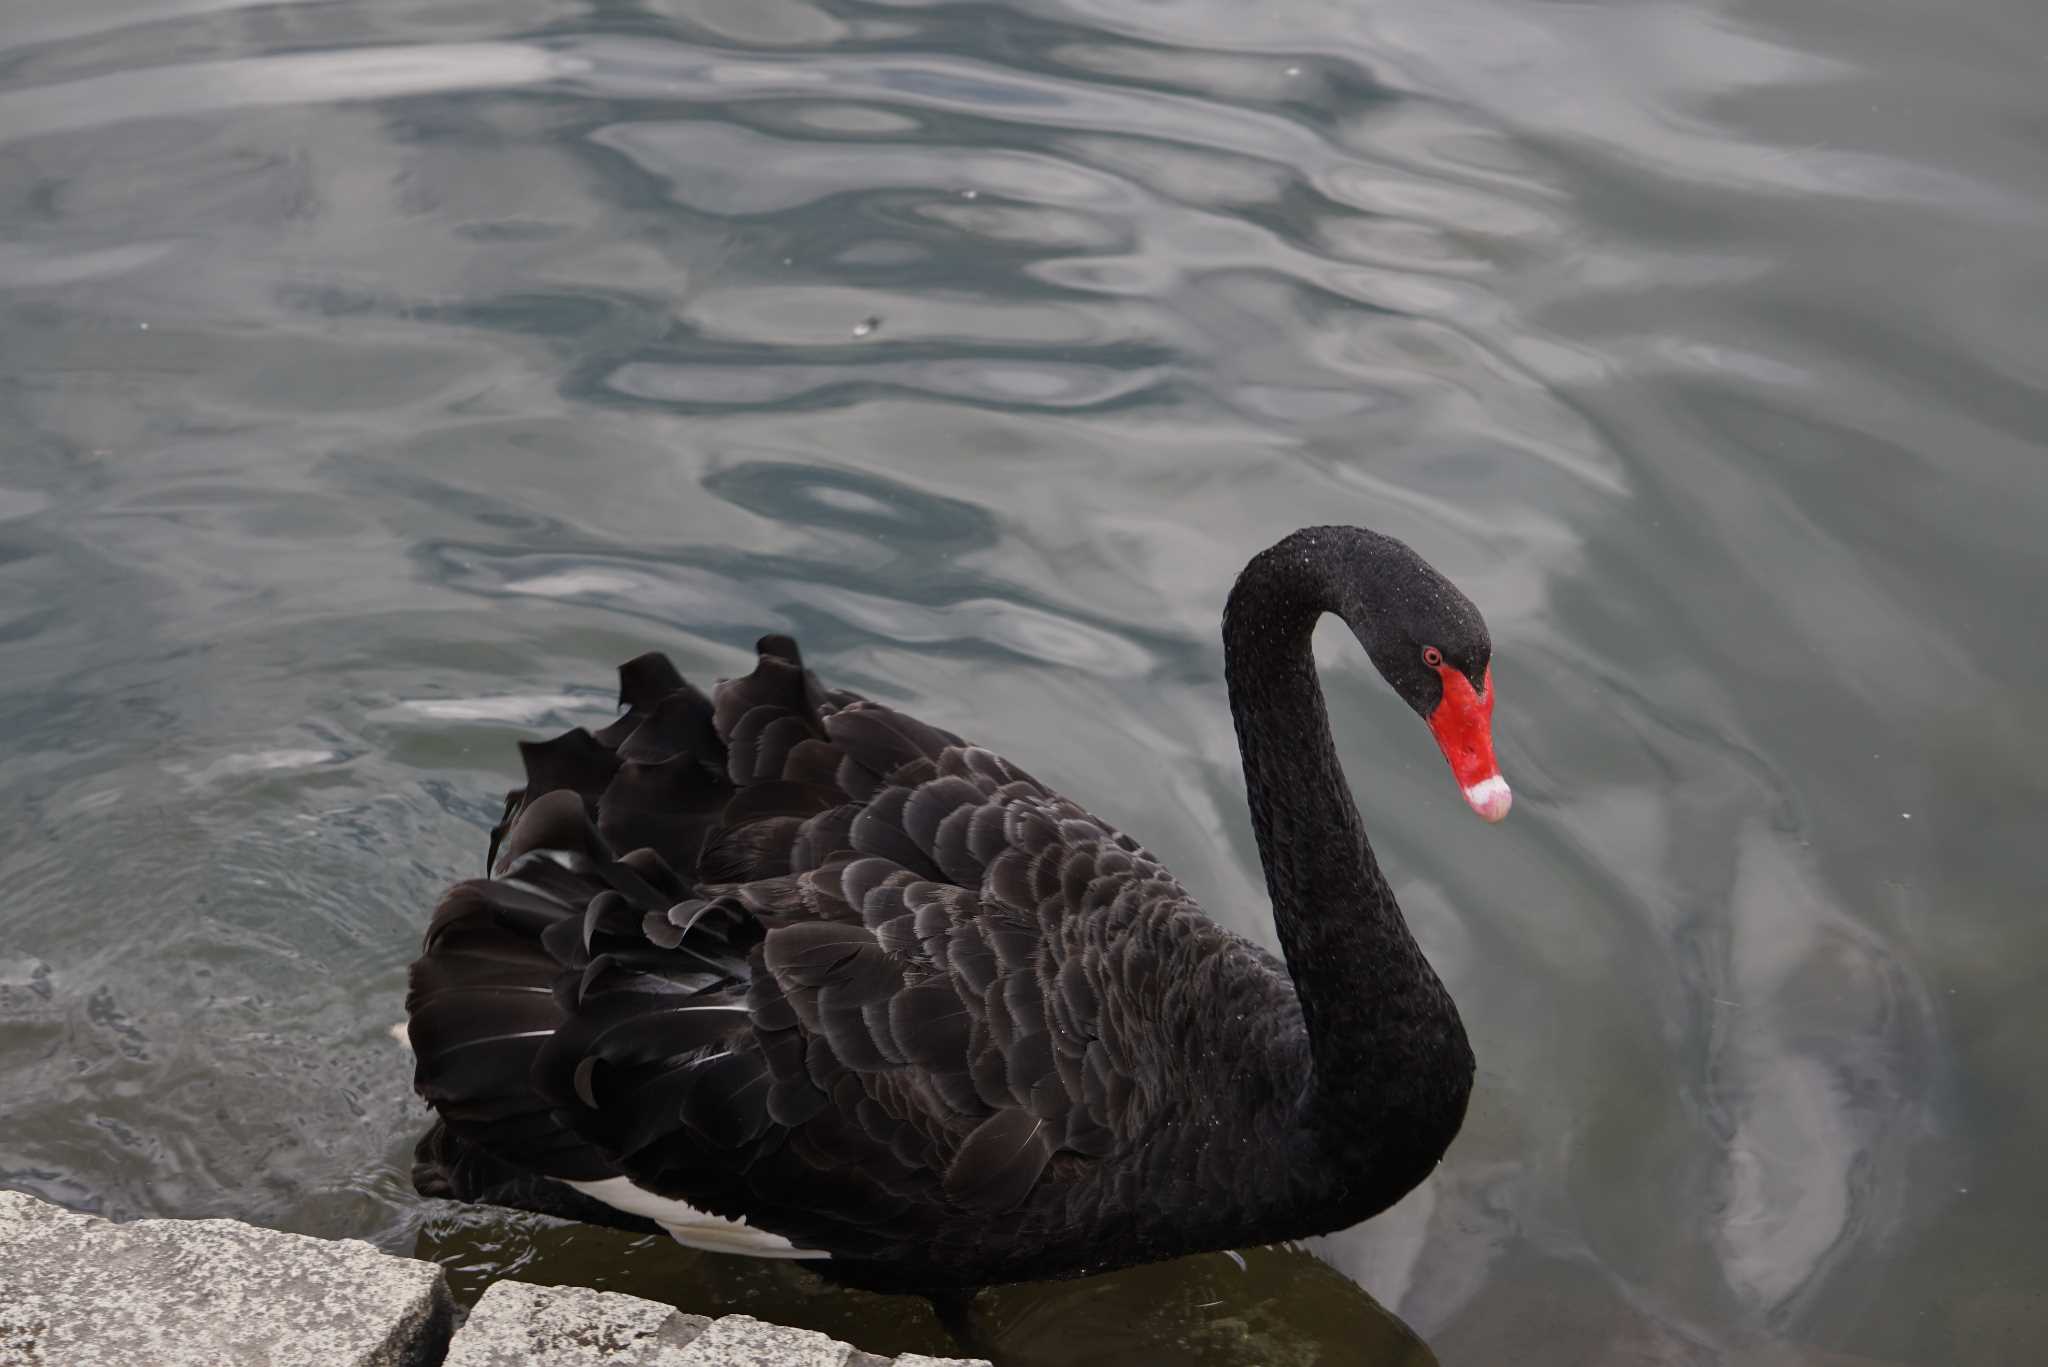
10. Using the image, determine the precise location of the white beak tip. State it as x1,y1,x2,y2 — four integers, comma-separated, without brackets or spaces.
1463,775,1513,823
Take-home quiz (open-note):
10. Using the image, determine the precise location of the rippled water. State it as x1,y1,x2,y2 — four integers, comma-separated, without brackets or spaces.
3,1,2044,1363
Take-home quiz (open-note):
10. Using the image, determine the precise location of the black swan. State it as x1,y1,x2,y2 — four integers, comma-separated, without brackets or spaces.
405,524,1509,1297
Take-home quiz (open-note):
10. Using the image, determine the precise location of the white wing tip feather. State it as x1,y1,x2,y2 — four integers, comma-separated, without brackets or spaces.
565,1177,831,1260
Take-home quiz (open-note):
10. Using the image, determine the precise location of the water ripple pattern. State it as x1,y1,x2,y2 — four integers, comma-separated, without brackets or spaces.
2,0,2044,1362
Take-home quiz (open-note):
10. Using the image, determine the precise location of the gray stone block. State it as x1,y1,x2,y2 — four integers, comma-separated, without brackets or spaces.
442,1285,990,1367
442,1280,710,1365
0,1188,986,1367
673,1314,851,1366
0,1189,451,1367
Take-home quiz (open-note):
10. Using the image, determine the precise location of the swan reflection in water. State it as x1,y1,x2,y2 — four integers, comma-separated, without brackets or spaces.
415,1208,1439,1367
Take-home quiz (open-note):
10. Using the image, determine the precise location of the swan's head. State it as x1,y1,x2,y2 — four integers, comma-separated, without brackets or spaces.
1230,525,1513,822
1343,538,1512,823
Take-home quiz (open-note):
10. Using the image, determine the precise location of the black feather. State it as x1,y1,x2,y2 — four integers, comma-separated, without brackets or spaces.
888,983,973,1067
517,730,620,811
944,1110,1053,1212
617,652,687,712
615,686,720,764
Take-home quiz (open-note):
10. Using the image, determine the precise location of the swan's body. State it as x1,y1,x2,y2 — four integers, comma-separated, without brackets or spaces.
407,526,1507,1293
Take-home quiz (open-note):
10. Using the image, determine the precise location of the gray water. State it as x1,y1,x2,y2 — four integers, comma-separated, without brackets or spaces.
2,1,2043,1363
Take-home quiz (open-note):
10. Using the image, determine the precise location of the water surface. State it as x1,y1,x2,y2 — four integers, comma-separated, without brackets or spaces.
2,0,2044,1363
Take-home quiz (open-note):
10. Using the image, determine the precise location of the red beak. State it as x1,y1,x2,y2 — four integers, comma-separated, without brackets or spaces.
1426,664,1511,822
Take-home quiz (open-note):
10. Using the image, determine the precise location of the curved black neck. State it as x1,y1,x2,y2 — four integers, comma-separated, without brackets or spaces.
1222,529,1470,1181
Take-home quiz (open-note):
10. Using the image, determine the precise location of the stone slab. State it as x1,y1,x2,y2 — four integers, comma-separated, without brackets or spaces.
443,1285,990,1367
442,1280,710,1366
0,1189,451,1367
0,1188,986,1367
673,1314,850,1366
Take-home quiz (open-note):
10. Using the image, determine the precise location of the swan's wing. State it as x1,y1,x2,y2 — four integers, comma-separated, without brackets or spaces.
410,638,1279,1258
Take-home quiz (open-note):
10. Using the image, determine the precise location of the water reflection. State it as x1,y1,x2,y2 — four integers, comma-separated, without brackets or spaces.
0,43,578,143
1,0,2043,1361
1710,825,1931,1315
418,1211,1438,1366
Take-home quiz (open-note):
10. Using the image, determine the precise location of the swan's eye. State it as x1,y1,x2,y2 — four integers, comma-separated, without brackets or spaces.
1421,645,1444,668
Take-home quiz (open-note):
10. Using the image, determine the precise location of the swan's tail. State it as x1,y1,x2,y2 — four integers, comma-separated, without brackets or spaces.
407,636,922,1244
405,649,747,1211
